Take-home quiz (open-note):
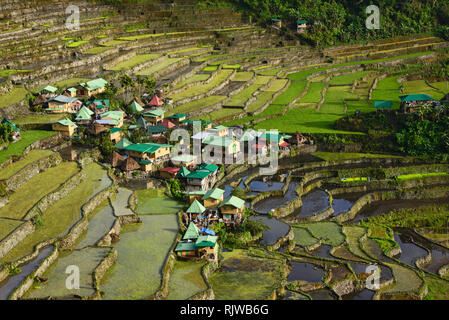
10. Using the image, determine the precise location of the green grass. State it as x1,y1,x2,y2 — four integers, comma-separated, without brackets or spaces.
0,86,29,108
253,104,362,134
0,162,79,221
0,131,56,164
232,72,254,82
272,81,307,105
325,86,359,102
0,218,23,241
226,83,263,107
297,222,346,247
51,78,88,89
169,69,233,102
135,188,184,215
287,51,434,81
198,108,242,122
312,152,400,161
402,80,445,100
167,260,207,300
223,64,241,70
166,95,226,116
108,54,162,71
254,76,272,85
430,81,449,93
292,227,319,247
0,149,54,180
13,113,69,125
246,91,275,113
136,58,184,77
376,77,401,90
171,74,211,91
203,66,218,72
0,162,108,264
264,79,288,92
395,172,448,181
102,40,128,46
341,177,368,182
329,71,372,85
67,41,88,48
424,276,449,300
83,46,112,55
342,226,371,260
0,69,32,77
300,82,325,103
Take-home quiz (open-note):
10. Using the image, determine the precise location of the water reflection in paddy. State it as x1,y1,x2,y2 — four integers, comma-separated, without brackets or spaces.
249,216,290,246
287,262,324,282
295,190,329,217
0,246,54,300
252,182,299,214
342,289,375,300
393,233,428,267
308,289,337,300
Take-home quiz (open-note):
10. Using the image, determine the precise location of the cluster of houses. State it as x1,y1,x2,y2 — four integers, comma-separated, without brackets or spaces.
375,93,448,114
175,188,246,261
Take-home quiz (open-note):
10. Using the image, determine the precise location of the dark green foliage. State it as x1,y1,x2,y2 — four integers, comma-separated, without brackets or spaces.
0,123,13,144
167,179,186,201
211,218,268,249
231,0,448,46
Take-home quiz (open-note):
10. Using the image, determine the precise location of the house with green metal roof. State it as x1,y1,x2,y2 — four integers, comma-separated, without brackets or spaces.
171,154,197,167
101,110,125,127
202,135,240,156
167,113,187,125
198,163,219,173
75,106,94,123
219,196,245,225
124,142,172,163
38,85,58,94
109,127,123,143
143,109,165,124
202,188,225,208
65,87,77,97
115,137,132,150
77,78,108,97
175,222,219,260
206,125,228,137
1,118,20,141
297,20,307,33
147,125,166,135
129,101,144,114
399,94,434,113
176,166,191,179
374,101,393,109
187,199,206,215
52,118,78,137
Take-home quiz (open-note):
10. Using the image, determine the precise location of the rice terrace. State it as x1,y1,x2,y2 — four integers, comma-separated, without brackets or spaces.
0,0,449,308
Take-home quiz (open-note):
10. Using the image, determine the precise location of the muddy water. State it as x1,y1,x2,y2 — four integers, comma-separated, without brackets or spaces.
342,289,375,300
311,245,333,259
353,198,449,222
287,262,324,282
76,204,115,249
284,290,309,300
0,246,54,300
111,188,134,216
332,193,363,217
308,289,337,300
393,233,428,267
252,182,299,214
396,228,449,275
295,190,329,218
249,216,290,246
249,180,284,193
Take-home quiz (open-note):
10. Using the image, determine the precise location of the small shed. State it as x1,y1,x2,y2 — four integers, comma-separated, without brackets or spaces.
159,167,180,179
297,20,307,33
271,18,282,29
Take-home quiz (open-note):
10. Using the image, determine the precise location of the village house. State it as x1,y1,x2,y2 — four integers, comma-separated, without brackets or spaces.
121,157,141,172
1,118,20,142
129,100,144,114
167,113,187,126
161,119,176,130
143,109,165,125
75,106,94,125
160,167,180,179
297,20,307,33
171,154,197,168
148,95,164,107
202,135,241,158
147,125,167,137
123,142,172,164
206,125,229,137
52,118,78,137
115,137,132,151
271,18,282,29
218,195,245,225
139,160,154,173
100,110,126,128
176,166,191,180
87,99,110,117
77,78,108,97
37,85,58,97
64,87,78,98
46,95,81,113
399,94,434,113
109,127,123,143
185,163,219,192
174,222,218,261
